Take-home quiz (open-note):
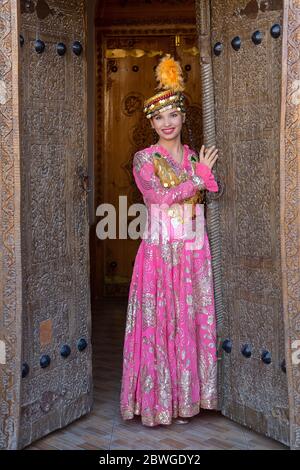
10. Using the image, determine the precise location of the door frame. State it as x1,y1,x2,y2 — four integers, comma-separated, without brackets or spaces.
0,0,22,450
279,0,300,451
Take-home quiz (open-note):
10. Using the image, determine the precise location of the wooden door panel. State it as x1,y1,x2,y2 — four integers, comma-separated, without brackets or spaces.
19,0,92,448
211,0,289,445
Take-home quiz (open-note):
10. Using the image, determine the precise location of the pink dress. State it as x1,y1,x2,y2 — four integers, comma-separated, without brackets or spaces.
120,143,218,426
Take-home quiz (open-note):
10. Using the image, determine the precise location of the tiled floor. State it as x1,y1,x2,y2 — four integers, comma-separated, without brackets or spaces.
27,298,288,450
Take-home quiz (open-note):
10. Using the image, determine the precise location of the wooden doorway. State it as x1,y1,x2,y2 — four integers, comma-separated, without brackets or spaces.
1,0,300,451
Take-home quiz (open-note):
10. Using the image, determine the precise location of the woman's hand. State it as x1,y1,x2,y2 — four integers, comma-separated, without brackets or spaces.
198,144,219,170
193,145,219,192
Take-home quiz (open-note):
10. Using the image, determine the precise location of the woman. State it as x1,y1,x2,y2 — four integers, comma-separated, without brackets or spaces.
120,54,219,426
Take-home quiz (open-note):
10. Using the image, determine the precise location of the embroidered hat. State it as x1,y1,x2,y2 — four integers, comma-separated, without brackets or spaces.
143,54,186,119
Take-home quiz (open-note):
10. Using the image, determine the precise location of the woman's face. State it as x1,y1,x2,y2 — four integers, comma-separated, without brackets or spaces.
150,108,185,141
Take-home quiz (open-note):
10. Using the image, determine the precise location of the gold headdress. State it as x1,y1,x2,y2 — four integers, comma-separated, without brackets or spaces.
143,54,186,119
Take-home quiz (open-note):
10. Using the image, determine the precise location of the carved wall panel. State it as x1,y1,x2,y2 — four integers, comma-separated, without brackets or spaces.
0,0,22,451
19,0,92,448
280,0,300,451
210,0,289,445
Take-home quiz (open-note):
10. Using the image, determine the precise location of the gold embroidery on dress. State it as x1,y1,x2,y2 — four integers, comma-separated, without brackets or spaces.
153,154,204,221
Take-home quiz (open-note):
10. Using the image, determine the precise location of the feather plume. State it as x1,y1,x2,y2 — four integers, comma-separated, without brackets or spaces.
155,54,185,92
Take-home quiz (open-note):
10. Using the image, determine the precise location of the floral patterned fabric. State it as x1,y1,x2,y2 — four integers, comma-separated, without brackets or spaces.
120,144,218,426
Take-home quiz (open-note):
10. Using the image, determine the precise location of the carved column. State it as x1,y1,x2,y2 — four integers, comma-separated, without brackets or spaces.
0,0,22,450
195,0,224,409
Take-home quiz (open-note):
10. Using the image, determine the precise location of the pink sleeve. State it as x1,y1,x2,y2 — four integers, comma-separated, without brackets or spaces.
133,151,203,206
195,162,219,192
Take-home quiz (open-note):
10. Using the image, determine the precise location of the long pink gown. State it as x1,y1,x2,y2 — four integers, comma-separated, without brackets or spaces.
120,143,218,426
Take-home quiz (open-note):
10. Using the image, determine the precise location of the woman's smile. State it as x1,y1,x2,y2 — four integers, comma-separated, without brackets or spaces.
162,127,175,134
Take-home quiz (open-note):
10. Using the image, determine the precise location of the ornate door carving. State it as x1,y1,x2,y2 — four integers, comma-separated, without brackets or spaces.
18,0,92,448
210,0,289,445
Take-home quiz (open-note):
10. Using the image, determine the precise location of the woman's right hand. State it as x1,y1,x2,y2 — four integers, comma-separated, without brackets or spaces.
198,144,219,170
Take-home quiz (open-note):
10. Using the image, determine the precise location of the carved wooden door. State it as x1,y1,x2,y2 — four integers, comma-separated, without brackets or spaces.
96,33,203,298
210,0,289,445
18,0,92,448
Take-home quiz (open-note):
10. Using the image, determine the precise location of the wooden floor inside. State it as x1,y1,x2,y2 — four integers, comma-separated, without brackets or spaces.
27,298,288,450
